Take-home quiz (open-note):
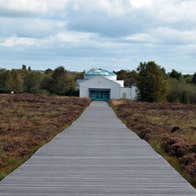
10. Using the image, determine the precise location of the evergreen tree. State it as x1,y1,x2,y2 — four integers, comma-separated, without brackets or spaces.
137,61,167,102
22,65,27,71
169,69,182,80
24,71,42,93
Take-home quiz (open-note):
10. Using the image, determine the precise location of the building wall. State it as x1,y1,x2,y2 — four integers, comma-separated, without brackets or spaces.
120,86,137,100
79,76,121,99
131,86,138,100
79,76,138,100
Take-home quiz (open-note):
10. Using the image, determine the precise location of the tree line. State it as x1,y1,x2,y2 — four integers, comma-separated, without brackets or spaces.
0,65,82,96
0,63,196,103
115,61,196,104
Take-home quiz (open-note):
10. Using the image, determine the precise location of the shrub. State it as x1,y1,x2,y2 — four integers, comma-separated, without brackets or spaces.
167,78,196,104
180,151,196,177
191,145,196,153
0,159,3,167
185,162,196,177
3,141,22,152
138,128,151,141
161,136,191,157
170,126,180,133
180,153,196,166
17,147,28,157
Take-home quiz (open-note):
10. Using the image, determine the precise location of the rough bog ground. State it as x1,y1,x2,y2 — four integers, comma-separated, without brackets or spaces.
0,94,90,180
0,101,195,195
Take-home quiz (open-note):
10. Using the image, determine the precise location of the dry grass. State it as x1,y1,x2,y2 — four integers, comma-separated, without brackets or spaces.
111,100,196,188
0,94,90,180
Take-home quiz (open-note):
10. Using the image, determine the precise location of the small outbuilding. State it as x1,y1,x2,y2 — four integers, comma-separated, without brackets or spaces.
77,68,137,101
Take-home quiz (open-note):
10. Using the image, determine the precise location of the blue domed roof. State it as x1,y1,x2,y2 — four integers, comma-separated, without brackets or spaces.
85,68,116,77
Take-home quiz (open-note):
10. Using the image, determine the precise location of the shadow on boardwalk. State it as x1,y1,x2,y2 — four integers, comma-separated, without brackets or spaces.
0,101,195,195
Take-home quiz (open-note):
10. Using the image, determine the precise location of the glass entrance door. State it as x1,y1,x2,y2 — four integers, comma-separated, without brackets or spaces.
89,89,110,101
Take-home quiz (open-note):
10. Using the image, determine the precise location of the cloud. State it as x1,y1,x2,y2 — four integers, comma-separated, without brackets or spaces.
0,0,196,73
65,0,155,37
0,30,97,48
0,17,65,38
130,0,153,8
0,0,68,17
0,36,37,47
125,27,196,45
65,0,196,38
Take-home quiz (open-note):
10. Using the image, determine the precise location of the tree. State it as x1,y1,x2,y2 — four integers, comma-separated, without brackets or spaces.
41,66,75,95
28,66,31,71
40,75,54,93
0,69,7,92
115,70,138,87
183,74,193,83
5,70,23,92
167,78,196,104
23,71,42,93
51,66,67,95
169,69,182,80
192,73,196,84
137,61,167,102
64,72,75,95
22,65,27,71
0,66,80,96
44,68,53,75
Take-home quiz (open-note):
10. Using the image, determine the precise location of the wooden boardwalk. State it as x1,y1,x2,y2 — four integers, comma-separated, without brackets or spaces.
0,101,195,195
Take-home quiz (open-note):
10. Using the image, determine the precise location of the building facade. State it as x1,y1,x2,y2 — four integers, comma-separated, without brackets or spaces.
77,68,137,101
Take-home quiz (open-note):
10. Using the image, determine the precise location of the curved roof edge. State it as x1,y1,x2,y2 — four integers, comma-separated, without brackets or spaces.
85,68,116,77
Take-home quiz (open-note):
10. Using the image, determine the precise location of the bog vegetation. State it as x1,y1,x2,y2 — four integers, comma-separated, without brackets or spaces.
111,100,196,187
0,62,195,184
0,94,90,180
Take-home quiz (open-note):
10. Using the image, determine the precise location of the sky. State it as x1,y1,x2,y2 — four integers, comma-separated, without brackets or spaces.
0,0,196,73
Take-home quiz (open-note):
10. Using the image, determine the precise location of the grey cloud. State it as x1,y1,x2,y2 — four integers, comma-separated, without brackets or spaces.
0,17,65,38
66,3,156,37
0,0,196,73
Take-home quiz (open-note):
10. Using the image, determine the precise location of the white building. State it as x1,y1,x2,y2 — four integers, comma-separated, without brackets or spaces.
77,68,137,101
